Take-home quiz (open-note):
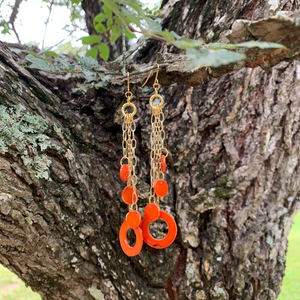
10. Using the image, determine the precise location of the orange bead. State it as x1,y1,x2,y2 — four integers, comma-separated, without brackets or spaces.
141,210,177,249
144,203,160,222
161,155,166,173
122,186,138,204
154,179,168,197
126,210,141,229
119,220,143,256
120,164,130,181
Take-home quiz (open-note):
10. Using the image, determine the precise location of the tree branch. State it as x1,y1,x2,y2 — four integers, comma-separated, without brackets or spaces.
109,12,300,87
9,0,23,44
42,0,55,50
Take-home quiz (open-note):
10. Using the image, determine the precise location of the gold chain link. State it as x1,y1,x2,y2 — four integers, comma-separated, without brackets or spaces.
149,88,166,205
122,75,138,210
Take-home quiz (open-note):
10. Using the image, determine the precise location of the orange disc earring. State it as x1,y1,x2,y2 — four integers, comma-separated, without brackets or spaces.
141,64,177,249
119,73,143,257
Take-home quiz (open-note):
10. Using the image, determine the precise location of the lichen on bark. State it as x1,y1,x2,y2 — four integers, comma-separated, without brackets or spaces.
0,104,59,180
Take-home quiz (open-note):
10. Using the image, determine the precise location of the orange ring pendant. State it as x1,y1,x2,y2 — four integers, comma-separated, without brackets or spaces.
141,210,177,249
119,211,143,257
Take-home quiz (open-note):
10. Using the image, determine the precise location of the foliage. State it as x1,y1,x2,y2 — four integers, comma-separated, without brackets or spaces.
25,54,112,91
187,48,245,69
0,104,60,180
0,264,42,300
277,212,300,300
82,0,285,67
19,0,286,89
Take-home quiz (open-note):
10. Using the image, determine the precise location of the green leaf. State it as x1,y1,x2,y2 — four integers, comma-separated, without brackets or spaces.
93,14,107,33
124,28,136,39
207,43,240,50
173,38,204,49
153,29,175,43
121,6,142,27
98,43,110,61
44,51,59,57
86,46,99,59
101,0,128,26
103,4,112,17
107,18,113,28
236,41,286,49
95,22,107,34
207,41,286,50
115,17,122,26
23,50,44,59
186,48,245,69
79,35,101,45
25,54,57,72
94,81,109,89
118,0,161,31
94,13,107,23
82,70,97,82
110,26,122,44
71,0,83,3
79,56,99,71
57,58,75,71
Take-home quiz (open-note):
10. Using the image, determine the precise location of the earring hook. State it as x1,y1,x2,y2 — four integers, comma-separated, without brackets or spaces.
125,72,133,101
141,64,160,89
127,72,130,92
154,63,159,85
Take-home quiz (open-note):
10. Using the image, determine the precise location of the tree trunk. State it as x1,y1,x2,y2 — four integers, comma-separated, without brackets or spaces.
0,0,300,300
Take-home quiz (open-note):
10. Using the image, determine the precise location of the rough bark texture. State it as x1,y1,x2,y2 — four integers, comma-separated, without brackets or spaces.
0,1,300,300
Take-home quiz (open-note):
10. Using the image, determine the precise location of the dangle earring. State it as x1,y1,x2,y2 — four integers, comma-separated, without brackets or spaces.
141,64,177,249
119,73,143,257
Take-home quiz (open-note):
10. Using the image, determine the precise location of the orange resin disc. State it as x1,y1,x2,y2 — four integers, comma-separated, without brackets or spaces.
154,179,168,197
120,164,130,181
161,155,166,173
144,203,160,222
122,186,138,204
141,210,177,249
127,210,142,229
119,220,143,256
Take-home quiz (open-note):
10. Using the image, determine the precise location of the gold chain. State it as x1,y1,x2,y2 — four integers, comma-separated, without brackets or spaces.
149,86,166,205
121,73,138,210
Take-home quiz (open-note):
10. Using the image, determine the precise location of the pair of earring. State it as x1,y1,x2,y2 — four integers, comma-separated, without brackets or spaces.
119,65,177,257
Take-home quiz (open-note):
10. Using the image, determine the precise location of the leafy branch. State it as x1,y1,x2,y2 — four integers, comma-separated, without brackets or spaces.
23,1,293,91
73,0,285,68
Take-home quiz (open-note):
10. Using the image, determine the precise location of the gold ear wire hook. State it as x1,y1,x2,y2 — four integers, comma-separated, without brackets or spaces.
141,64,160,89
141,69,153,88
154,63,159,85
127,72,130,92
125,72,133,101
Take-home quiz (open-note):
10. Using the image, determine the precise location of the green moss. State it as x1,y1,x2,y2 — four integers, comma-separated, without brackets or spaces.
204,201,215,208
214,187,232,199
212,178,233,200
170,144,181,156
197,164,213,182
0,104,60,180
197,193,206,203
4,71,19,83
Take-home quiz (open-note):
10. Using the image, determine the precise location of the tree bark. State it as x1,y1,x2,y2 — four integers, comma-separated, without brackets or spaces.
0,1,300,300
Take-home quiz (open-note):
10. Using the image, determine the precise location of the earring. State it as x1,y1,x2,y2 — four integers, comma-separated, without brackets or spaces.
119,73,143,257
141,64,177,249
